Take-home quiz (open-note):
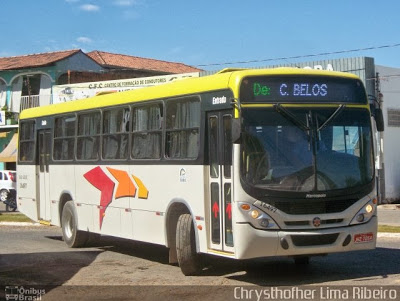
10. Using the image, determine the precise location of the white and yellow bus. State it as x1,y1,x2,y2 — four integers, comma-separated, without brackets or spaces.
17,68,382,275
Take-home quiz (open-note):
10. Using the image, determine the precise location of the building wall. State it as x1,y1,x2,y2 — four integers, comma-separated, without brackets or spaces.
54,51,104,84
264,57,376,99
376,65,400,201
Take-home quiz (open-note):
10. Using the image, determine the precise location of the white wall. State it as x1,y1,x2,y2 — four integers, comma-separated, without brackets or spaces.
376,65,400,202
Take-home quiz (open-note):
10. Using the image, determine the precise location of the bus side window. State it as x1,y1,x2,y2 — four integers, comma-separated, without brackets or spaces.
19,121,36,162
77,112,101,161
102,107,129,160
165,97,200,159
53,115,76,161
131,103,163,159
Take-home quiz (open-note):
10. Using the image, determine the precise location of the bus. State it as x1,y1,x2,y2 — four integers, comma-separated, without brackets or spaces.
17,68,383,275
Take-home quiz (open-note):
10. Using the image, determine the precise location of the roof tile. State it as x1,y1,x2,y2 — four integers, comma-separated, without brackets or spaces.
0,49,202,74
0,49,82,70
87,50,202,73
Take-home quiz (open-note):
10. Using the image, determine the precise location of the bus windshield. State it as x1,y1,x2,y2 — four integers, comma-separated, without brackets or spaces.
241,107,374,192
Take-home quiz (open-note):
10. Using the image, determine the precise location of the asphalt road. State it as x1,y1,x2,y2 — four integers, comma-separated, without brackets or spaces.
0,225,400,300
0,203,399,300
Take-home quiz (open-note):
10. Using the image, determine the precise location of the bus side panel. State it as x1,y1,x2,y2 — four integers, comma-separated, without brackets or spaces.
68,164,207,249
129,165,206,247
17,165,39,222
74,164,131,237
49,165,77,227
74,165,101,233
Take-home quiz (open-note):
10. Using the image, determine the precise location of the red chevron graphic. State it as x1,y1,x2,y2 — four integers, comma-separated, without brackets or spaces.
107,167,137,199
84,166,149,229
84,166,115,228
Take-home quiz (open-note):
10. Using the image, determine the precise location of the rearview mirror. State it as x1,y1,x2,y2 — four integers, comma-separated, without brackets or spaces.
232,118,241,143
375,108,384,132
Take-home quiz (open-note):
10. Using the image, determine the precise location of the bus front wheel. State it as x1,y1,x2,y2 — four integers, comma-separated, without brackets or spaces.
176,213,202,275
61,201,88,248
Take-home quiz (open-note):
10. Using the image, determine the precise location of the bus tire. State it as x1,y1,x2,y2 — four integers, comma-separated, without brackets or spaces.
61,201,88,248
0,189,9,202
176,213,202,276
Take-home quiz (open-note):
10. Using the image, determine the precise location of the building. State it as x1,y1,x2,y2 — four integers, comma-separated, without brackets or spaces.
0,49,201,114
375,65,400,203
0,49,201,169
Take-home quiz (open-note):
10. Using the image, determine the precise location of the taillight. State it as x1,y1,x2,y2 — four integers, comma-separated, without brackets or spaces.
9,172,16,182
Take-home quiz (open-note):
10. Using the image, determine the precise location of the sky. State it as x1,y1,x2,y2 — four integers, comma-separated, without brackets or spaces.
2,0,400,71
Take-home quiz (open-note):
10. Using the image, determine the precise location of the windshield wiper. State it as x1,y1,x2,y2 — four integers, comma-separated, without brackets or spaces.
317,104,346,132
274,104,310,132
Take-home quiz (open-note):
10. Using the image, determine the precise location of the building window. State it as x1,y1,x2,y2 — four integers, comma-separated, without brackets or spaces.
77,111,101,160
19,121,36,162
22,74,41,96
165,97,200,159
131,103,163,159
387,108,400,127
103,107,130,160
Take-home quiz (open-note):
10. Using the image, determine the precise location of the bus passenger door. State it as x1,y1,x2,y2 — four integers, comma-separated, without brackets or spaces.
38,130,51,221
207,110,234,253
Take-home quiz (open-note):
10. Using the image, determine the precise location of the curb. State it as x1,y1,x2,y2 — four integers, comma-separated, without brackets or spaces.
378,204,400,210
0,222,42,226
377,232,400,238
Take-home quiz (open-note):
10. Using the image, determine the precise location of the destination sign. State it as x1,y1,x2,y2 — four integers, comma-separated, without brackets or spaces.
240,76,367,104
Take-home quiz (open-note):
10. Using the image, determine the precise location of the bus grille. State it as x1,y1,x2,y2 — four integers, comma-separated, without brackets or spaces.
291,233,339,247
270,199,359,215
284,219,343,227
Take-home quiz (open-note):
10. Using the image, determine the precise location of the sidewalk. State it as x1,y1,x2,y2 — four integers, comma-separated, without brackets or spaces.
377,204,400,227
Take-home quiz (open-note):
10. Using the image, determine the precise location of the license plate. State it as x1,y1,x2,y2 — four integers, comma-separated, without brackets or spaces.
354,232,374,243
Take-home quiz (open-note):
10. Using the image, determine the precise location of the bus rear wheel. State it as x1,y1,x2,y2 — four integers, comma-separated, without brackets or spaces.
61,201,88,248
176,213,202,276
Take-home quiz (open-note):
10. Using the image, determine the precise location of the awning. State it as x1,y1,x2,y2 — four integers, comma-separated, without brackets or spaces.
0,133,17,162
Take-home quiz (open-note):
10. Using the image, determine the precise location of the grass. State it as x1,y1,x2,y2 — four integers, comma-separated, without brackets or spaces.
378,225,400,233
0,213,34,223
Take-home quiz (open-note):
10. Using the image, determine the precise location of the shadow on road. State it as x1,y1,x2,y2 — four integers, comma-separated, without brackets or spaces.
200,247,400,285
41,234,400,286
46,234,170,265
0,250,102,287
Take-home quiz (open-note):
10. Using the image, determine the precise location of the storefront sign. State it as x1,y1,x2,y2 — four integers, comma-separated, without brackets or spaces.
52,72,199,103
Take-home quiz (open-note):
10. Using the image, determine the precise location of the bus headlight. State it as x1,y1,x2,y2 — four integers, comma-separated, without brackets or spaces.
350,199,376,225
250,210,260,219
365,204,373,213
238,202,279,230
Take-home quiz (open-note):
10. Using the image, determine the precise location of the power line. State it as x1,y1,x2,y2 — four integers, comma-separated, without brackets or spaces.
196,43,400,67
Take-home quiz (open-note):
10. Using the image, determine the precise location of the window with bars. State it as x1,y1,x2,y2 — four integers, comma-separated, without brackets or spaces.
387,108,400,127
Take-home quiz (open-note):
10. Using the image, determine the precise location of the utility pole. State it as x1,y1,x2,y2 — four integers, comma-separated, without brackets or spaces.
375,72,385,203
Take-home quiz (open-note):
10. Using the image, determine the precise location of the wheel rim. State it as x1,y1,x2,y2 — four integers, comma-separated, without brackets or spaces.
0,190,8,202
64,212,75,239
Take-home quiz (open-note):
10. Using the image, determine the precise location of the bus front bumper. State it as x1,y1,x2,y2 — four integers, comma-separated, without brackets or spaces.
234,216,377,259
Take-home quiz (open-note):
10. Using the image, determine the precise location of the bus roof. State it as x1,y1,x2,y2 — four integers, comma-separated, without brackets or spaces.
20,67,361,120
